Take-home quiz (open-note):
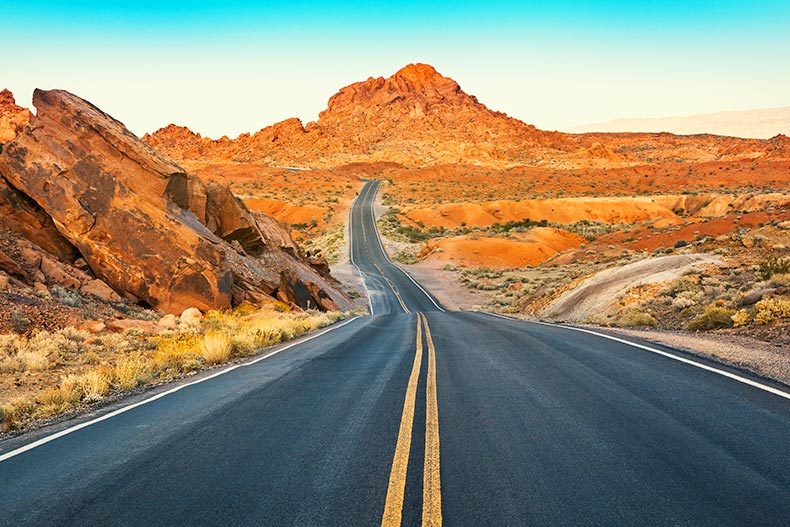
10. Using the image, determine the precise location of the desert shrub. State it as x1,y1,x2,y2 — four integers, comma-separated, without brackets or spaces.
615,309,657,327
671,290,700,310
10,309,31,334
99,333,132,354
17,350,50,371
661,278,697,298
200,332,233,365
0,332,51,372
686,305,736,331
768,273,790,288
1,398,34,431
731,309,752,327
27,329,87,361
756,256,790,281
0,334,21,356
754,298,790,325
673,239,689,248
50,285,84,307
80,351,101,365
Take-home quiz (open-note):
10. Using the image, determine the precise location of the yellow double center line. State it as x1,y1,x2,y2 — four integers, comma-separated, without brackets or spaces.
381,313,442,527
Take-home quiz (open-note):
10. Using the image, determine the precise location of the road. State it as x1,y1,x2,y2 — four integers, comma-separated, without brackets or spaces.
1,180,789,526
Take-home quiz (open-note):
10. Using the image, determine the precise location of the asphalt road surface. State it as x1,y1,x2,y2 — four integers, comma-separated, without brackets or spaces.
1,180,789,526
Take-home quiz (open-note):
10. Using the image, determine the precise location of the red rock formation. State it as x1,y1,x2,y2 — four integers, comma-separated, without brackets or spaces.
0,89,31,143
0,89,348,314
143,64,790,169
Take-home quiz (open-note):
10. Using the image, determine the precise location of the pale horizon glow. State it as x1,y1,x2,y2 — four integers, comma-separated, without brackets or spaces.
2,1,789,139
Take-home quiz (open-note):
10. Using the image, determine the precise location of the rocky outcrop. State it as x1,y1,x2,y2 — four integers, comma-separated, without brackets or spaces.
0,89,349,314
0,89,31,143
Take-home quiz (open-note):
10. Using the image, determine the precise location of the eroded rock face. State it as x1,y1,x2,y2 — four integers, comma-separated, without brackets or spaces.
0,89,348,314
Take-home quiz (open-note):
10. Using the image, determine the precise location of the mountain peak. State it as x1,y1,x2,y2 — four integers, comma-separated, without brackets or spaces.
393,63,447,84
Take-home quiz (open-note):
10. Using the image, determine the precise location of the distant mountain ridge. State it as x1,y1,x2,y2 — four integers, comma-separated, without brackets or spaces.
569,107,790,139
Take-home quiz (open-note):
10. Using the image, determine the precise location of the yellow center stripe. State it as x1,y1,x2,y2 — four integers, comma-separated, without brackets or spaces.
381,313,443,527
421,313,442,526
381,316,424,527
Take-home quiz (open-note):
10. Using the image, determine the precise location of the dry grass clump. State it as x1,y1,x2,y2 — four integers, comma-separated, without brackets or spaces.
200,332,233,365
112,353,150,391
36,376,83,418
0,327,97,373
150,333,204,376
78,369,112,403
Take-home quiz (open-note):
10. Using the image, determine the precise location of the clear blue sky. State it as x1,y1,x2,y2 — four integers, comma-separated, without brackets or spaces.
3,1,789,137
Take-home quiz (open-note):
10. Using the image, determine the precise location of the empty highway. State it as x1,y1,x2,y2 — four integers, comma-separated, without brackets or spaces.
1,180,789,526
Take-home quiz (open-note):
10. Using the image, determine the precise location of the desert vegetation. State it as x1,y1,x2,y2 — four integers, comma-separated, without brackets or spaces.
0,307,352,432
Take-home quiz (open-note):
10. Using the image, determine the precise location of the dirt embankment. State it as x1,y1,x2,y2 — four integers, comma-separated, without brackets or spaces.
543,254,721,322
420,228,586,268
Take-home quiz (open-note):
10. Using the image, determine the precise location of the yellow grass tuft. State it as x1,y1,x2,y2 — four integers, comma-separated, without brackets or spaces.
200,332,233,365
36,376,83,418
112,353,150,390
78,369,112,403
151,333,203,376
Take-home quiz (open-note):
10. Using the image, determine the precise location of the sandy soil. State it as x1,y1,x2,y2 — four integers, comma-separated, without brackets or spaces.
402,260,489,311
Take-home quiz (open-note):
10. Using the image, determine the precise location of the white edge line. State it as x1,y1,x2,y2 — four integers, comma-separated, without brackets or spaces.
481,311,790,401
0,316,363,463
367,181,446,312
348,185,375,315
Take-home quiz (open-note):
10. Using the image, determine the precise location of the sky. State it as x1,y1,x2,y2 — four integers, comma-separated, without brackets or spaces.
2,1,789,138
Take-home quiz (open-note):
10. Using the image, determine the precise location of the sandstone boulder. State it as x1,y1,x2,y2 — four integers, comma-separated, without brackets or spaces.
0,173,81,263
40,257,82,290
180,307,203,326
0,89,233,313
741,288,776,306
80,279,122,302
157,313,178,329
0,89,350,314
81,320,107,334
